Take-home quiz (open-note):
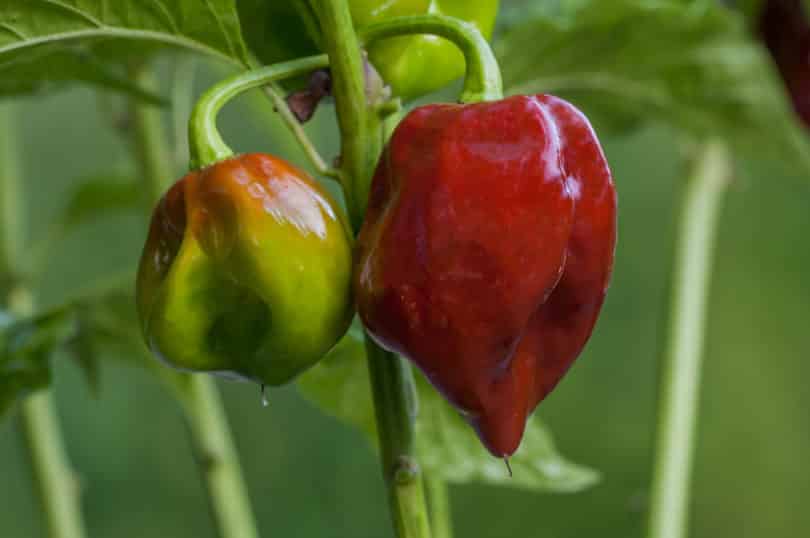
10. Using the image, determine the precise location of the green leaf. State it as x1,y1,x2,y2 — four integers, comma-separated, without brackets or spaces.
297,321,599,492
59,175,144,229
26,176,144,278
0,0,251,96
67,285,191,395
0,308,77,416
496,0,810,174
0,45,169,104
236,0,319,67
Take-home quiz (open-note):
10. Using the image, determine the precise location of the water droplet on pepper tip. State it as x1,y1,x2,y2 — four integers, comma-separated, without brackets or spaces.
260,383,269,407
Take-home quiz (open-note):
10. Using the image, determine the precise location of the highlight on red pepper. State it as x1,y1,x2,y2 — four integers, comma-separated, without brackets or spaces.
355,94,617,457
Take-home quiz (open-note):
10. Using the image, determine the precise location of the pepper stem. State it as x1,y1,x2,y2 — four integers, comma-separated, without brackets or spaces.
358,14,503,103
647,140,731,538
188,54,329,170
311,1,433,537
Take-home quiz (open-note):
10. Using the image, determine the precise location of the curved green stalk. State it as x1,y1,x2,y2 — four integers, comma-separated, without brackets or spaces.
647,140,731,538
130,65,259,538
359,15,503,104
188,54,329,169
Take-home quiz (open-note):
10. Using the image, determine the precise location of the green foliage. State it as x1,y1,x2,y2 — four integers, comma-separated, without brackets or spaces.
496,0,810,174
59,175,144,229
0,307,76,415
298,320,599,492
0,0,251,97
236,0,319,66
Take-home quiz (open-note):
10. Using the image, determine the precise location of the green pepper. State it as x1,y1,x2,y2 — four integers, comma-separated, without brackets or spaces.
351,0,500,99
136,56,353,386
136,153,354,386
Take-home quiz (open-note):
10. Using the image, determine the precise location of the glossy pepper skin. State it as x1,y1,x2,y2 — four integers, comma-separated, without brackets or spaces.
356,95,616,457
759,0,810,127
351,0,500,100
136,153,354,386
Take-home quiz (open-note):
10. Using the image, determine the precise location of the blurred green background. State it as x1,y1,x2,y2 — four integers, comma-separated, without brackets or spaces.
1,50,809,538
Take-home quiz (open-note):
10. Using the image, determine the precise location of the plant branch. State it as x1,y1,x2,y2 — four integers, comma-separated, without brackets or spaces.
647,140,731,538
129,64,259,538
426,477,453,538
263,82,341,180
312,2,432,537
2,103,88,538
172,375,260,538
365,341,433,538
18,390,87,538
12,288,86,538
311,0,383,227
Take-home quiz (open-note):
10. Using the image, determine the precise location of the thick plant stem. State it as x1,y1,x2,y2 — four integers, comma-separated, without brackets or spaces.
647,140,731,538
129,66,259,538
311,0,383,227
312,2,431,536
2,104,87,538
426,478,453,538
18,390,87,538
366,342,433,538
174,376,259,538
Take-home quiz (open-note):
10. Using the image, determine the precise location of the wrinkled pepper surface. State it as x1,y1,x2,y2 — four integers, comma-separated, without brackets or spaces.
137,153,353,386
351,0,500,99
356,95,617,456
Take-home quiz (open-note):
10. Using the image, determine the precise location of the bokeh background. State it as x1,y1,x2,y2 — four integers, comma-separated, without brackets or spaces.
2,9,810,538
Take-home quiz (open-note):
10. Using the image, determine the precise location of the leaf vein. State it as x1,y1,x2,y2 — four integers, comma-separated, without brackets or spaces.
202,0,238,60
41,0,104,28
0,23,28,41
0,28,240,67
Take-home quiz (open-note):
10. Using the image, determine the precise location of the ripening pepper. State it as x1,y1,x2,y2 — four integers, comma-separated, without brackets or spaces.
136,153,354,386
355,94,616,457
758,0,810,127
351,0,500,100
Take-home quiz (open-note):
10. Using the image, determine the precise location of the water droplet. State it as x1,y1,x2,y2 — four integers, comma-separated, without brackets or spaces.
260,384,269,407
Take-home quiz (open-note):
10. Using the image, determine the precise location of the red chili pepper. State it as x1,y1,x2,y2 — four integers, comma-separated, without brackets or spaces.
355,94,616,456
